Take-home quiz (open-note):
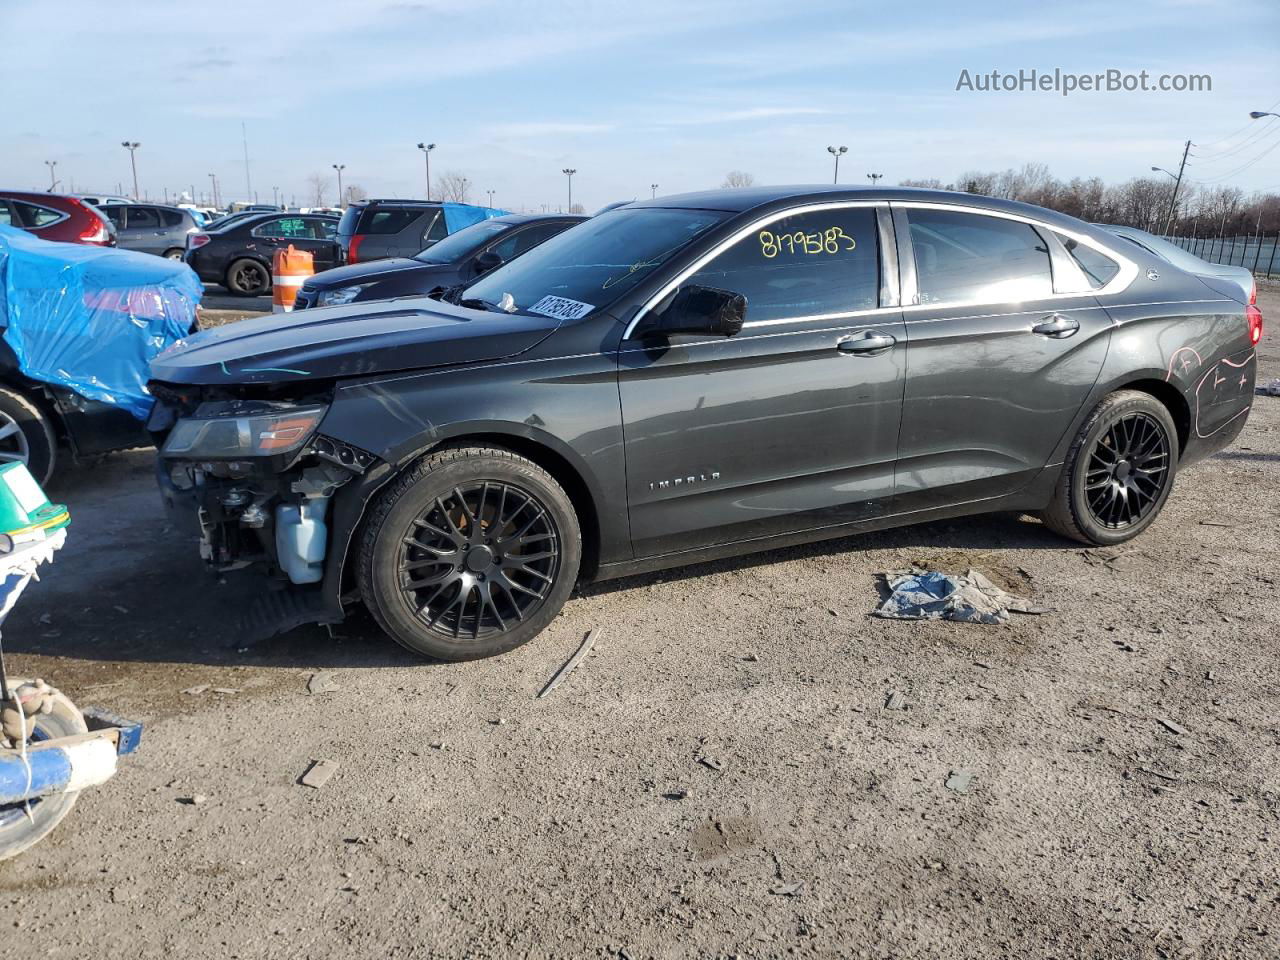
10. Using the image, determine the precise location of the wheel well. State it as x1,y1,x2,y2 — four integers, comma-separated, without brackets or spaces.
1116,378,1191,457
431,433,602,580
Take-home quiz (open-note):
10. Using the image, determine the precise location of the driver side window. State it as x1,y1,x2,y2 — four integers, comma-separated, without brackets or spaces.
685,207,880,325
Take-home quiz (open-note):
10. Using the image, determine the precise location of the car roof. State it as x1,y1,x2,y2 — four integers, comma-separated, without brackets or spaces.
351,199,443,207
487,213,589,225
627,184,1099,231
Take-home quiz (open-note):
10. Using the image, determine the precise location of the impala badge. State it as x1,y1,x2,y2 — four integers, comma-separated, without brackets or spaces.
650,471,720,492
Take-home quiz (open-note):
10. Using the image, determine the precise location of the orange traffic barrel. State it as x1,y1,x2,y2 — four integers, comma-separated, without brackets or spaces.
272,245,314,313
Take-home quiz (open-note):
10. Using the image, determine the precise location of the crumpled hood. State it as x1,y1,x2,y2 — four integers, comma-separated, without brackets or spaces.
150,298,560,385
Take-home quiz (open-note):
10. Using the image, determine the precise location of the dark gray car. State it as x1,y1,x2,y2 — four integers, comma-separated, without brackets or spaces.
149,185,1262,661
102,203,200,259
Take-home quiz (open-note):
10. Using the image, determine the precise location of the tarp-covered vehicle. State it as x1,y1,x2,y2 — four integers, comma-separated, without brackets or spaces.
0,224,201,482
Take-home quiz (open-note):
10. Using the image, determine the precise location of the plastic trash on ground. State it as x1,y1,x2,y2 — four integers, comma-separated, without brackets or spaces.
0,224,201,420
440,202,511,234
875,568,1036,624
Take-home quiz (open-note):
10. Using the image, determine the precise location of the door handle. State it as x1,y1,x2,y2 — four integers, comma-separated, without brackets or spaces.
1031,314,1079,338
837,331,897,355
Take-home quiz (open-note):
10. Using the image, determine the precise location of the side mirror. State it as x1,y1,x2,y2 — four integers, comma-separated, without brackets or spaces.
473,250,503,274
652,284,746,337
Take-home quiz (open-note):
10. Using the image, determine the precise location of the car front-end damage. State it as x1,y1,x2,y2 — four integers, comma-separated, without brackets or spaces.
148,379,379,620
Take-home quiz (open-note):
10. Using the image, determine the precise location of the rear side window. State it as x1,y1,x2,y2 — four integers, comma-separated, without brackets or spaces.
0,200,12,226
126,206,162,229
1056,233,1119,289
686,207,881,323
907,209,1054,305
491,222,571,260
424,211,448,244
253,217,326,239
161,209,184,227
101,205,126,226
363,209,419,234
15,201,68,228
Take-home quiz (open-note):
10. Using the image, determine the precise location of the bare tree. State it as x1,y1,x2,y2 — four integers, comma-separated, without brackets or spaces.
344,183,369,204
568,203,585,215
721,170,755,189
305,172,331,208
899,178,947,189
434,171,470,203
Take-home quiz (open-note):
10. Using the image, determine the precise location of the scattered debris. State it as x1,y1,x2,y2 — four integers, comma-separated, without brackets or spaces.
884,690,907,711
211,687,239,695
176,795,207,806
181,684,210,695
537,629,600,698
742,652,761,663
697,756,725,772
113,605,130,615
769,880,805,897
1198,519,1236,528
300,758,340,789
1205,670,1216,682
1138,767,1180,783
945,769,974,794
1256,378,1280,397
875,568,1039,624
307,672,339,695
663,788,689,801
1157,717,1189,737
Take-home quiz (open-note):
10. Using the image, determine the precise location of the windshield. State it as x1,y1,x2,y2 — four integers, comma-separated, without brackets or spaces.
462,207,729,316
415,220,509,264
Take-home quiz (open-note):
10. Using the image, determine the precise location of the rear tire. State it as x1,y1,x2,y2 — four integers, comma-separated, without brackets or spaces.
1040,390,1179,546
0,684,88,862
0,385,57,485
162,248,184,261
225,258,271,296
358,446,581,661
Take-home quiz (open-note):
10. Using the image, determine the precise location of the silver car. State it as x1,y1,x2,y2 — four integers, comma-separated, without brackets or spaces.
100,203,201,260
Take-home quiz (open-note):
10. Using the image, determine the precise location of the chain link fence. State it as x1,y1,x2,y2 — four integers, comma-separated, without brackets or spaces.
1163,233,1280,280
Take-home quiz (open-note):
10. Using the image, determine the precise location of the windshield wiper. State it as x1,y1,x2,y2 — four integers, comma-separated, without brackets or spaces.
459,297,494,312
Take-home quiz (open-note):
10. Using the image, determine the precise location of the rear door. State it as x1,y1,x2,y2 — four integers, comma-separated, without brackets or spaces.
120,205,166,254
892,203,1115,511
618,202,907,557
250,216,338,273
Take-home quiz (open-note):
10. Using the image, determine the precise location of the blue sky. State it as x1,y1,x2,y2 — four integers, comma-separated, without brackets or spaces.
2,0,1278,210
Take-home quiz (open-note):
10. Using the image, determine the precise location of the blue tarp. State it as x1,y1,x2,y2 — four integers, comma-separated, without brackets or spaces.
0,225,201,420
441,202,510,234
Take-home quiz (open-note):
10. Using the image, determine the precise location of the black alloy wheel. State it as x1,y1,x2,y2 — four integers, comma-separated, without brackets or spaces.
399,481,561,640
1083,411,1171,529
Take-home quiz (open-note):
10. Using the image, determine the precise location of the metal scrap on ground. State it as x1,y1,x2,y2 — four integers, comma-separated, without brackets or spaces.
536,629,599,698
875,568,1044,624
300,758,339,789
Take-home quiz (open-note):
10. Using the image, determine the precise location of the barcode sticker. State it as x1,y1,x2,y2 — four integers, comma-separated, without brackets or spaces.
528,295,595,320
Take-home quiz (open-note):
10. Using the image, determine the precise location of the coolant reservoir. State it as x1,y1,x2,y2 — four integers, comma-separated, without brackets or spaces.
275,498,329,584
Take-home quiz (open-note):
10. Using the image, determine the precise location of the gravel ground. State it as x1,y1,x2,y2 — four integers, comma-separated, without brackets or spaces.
0,290,1277,959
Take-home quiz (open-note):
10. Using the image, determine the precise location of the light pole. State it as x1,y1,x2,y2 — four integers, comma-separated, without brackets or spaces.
826,145,847,184
562,168,576,212
121,141,141,199
1249,111,1280,120
651,183,658,199
1154,139,1191,235
486,189,495,208
208,173,219,209
417,142,435,199
44,160,57,191
866,172,883,186
333,164,346,207
273,186,280,208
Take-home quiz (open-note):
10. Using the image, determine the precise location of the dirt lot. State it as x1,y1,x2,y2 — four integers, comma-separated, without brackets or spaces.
1,290,1278,959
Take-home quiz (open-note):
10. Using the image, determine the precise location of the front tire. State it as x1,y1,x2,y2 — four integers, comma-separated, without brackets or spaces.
0,385,57,485
358,446,581,661
1041,390,1179,545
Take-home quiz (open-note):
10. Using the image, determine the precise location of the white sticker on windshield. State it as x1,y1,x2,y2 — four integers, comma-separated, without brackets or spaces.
528,295,595,320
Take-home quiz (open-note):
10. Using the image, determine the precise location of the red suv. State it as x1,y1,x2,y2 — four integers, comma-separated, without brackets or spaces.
0,191,116,246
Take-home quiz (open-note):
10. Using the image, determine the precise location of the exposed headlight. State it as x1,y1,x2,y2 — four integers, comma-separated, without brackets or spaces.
162,403,327,459
318,285,370,306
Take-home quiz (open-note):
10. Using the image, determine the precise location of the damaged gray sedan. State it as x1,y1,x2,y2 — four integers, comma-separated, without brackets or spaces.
148,185,1262,660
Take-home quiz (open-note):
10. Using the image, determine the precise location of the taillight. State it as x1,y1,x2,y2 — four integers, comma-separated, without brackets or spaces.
77,214,109,245
188,233,210,249
1249,281,1257,306
1247,303,1263,346
347,234,364,264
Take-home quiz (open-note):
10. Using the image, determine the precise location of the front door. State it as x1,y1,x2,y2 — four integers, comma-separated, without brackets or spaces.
618,203,906,558
121,205,166,255
892,204,1115,511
